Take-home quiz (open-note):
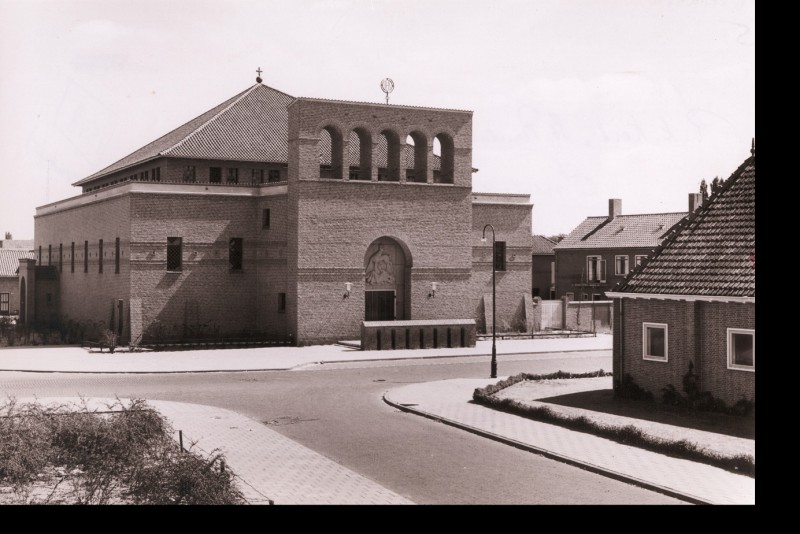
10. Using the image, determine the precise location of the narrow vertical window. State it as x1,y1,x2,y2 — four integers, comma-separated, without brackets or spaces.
0,293,9,315
71,242,75,273
210,167,221,183
98,239,103,273
268,169,281,183
229,238,243,271
226,167,239,184
115,237,121,273
59,243,63,272
38,245,42,265
252,169,264,183
493,241,506,272
262,208,271,229
278,293,286,313
153,167,161,182
84,241,88,273
167,237,182,271
183,165,196,182
615,255,629,276
48,244,52,266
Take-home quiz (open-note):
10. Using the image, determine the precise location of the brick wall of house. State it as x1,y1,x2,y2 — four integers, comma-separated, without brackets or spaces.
614,297,755,406
34,194,132,337
555,247,653,299
697,300,755,404
0,277,20,315
614,298,696,398
256,194,289,338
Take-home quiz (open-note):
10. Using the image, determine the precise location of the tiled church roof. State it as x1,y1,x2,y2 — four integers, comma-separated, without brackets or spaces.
615,152,755,297
0,249,35,277
75,83,443,186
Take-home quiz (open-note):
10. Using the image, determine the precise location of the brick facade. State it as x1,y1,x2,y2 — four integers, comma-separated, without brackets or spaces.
556,247,652,300
31,90,534,347
613,297,755,405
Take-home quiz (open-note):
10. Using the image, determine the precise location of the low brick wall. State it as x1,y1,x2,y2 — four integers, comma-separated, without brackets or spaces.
361,319,476,351
566,300,613,333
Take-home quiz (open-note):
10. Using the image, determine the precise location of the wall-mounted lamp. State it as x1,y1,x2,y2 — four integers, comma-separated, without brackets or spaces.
344,282,352,299
429,282,437,298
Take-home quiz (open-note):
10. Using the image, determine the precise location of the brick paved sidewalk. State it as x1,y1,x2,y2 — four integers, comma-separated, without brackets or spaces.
383,378,755,505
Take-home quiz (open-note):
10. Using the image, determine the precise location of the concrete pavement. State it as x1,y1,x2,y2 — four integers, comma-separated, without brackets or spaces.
1,335,756,504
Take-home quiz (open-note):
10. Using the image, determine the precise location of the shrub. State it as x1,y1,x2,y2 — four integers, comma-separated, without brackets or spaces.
0,397,246,504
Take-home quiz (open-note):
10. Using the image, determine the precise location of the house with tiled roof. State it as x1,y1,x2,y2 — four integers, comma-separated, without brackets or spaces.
28,78,534,346
531,235,557,299
607,145,755,406
0,248,34,316
553,198,698,301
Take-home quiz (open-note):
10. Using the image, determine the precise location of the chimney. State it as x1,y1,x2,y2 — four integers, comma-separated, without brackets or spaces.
688,193,702,213
608,199,621,220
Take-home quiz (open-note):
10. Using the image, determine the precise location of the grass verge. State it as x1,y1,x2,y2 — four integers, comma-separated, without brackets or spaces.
473,371,755,479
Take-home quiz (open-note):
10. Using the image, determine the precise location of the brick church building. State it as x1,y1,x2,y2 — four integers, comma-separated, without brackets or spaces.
26,80,534,346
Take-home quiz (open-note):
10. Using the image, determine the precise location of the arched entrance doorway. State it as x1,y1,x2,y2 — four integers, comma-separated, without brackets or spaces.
19,276,26,324
364,237,410,321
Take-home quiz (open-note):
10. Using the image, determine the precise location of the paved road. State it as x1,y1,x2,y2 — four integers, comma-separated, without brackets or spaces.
0,351,682,504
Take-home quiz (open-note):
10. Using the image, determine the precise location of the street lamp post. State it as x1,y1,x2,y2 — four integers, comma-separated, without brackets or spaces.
481,224,497,378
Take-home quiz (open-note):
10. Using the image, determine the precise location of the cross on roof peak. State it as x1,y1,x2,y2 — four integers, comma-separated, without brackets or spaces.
256,67,263,83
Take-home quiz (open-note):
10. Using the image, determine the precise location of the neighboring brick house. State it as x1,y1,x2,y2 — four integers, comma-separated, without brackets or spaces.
553,198,695,300
531,235,556,299
29,81,533,346
607,146,755,406
0,247,34,317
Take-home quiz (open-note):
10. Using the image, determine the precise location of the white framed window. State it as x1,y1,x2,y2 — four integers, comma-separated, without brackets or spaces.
727,328,755,371
615,255,629,275
587,255,606,283
642,322,668,362
635,255,647,267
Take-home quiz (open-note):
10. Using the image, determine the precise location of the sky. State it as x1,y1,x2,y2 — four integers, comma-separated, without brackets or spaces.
0,0,755,239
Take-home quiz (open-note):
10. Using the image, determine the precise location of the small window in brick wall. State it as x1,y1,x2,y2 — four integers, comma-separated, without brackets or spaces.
0,293,9,315
48,244,52,266
183,166,196,182
153,167,161,182
167,237,182,272
262,209,270,229
71,242,75,273
278,293,286,313
252,169,264,184
115,237,121,273
210,167,221,183
268,169,281,183
84,241,88,273
229,238,243,271
99,239,103,273
226,168,239,184
59,243,63,272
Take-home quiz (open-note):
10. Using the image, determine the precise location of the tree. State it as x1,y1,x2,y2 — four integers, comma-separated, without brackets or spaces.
4,232,11,240
699,179,709,201
546,234,566,243
711,176,724,195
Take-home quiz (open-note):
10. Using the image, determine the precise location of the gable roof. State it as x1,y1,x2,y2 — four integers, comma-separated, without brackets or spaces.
532,235,557,255
554,211,687,250
615,153,755,297
74,83,445,187
0,249,35,277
